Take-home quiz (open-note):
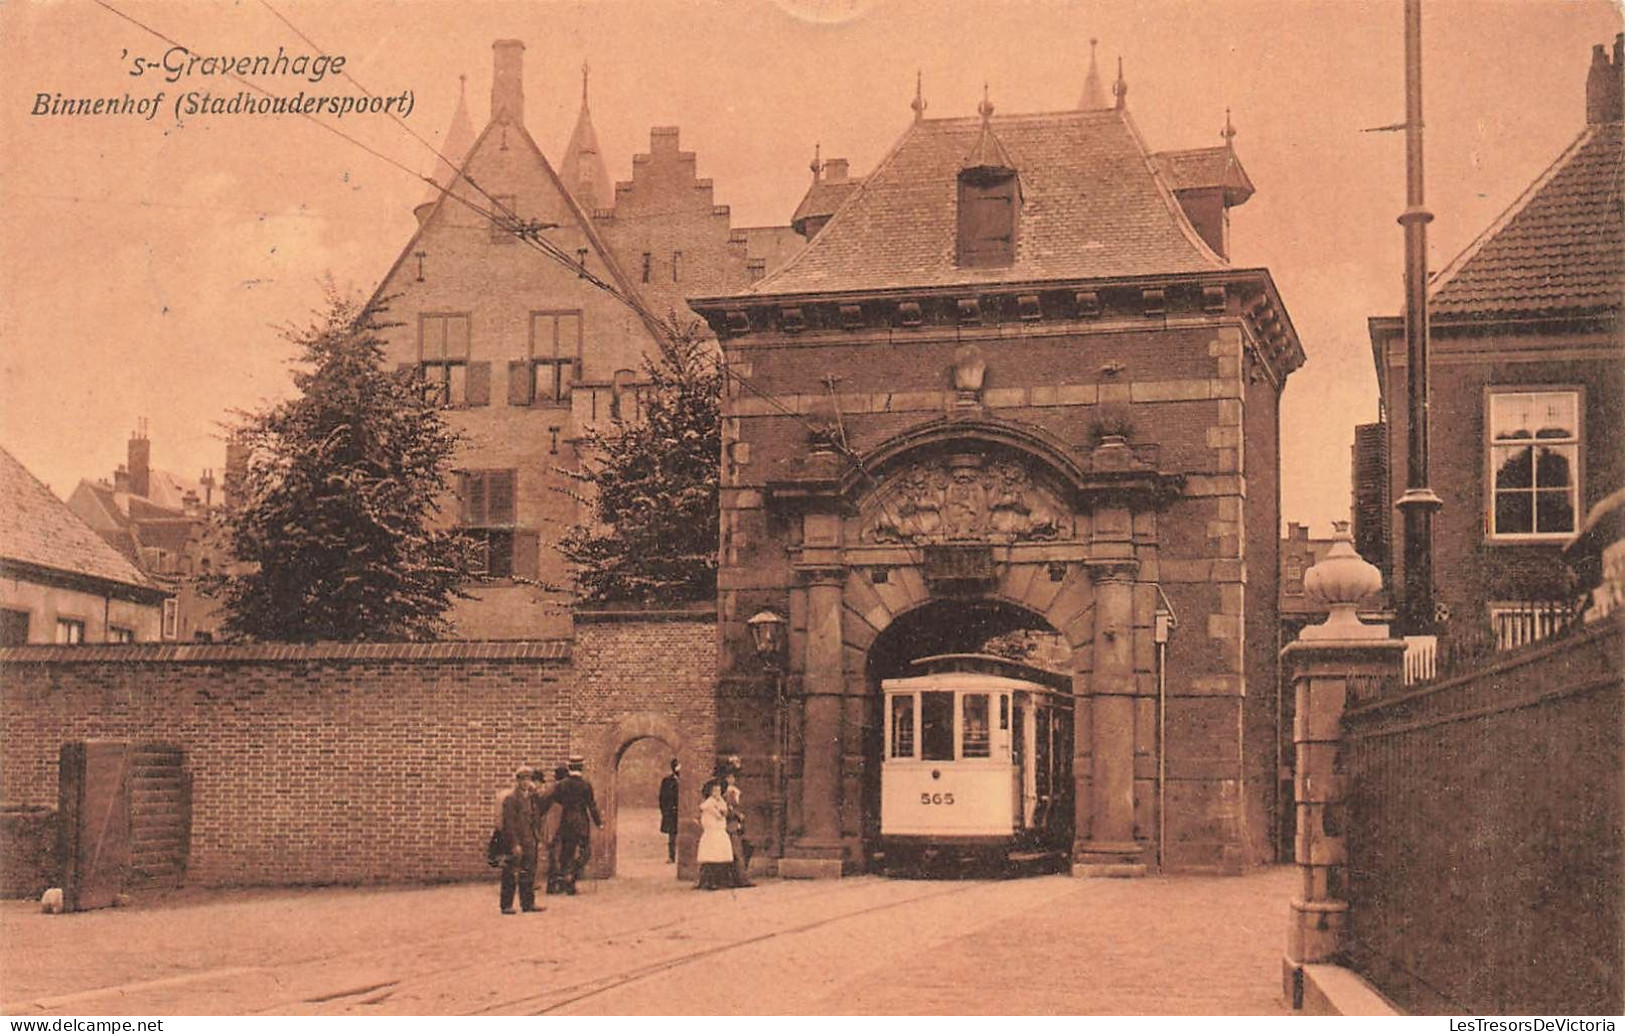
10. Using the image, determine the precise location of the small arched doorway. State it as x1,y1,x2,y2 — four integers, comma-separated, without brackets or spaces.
613,736,677,879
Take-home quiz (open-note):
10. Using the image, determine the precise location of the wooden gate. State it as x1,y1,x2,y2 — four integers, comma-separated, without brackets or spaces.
60,741,191,910
128,744,191,890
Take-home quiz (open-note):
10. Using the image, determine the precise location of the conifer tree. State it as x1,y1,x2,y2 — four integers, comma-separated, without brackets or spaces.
558,317,721,605
209,291,474,640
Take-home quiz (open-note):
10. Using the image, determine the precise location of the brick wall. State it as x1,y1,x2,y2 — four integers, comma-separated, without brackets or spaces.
0,617,717,888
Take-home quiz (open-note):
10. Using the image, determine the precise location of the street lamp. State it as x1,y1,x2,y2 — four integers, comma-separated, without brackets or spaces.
747,609,789,870
747,609,787,671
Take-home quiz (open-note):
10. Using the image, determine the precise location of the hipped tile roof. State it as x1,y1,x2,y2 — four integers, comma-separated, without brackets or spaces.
752,108,1225,297
1430,122,1623,319
0,447,155,590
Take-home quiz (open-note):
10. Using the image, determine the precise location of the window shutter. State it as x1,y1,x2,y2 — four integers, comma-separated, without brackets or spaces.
465,361,491,406
507,360,534,406
489,470,517,525
512,529,541,579
464,473,487,525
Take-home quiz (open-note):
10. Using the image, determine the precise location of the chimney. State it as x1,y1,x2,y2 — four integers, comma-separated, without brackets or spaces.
127,424,151,500
1586,34,1625,125
491,39,526,125
224,438,250,510
824,158,849,184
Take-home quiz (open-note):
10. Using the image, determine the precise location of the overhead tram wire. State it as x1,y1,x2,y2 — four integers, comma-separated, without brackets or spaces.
94,0,883,491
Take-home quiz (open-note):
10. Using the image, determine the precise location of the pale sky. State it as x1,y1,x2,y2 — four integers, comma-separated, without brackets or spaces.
2,0,1620,535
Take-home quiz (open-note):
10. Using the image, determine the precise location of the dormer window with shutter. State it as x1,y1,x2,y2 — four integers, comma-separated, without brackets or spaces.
956,91,1021,269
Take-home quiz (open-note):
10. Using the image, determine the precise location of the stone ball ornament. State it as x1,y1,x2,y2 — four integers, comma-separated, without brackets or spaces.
1301,521,1388,641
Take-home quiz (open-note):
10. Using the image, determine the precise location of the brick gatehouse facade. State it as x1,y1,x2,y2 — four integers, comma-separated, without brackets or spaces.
695,92,1304,875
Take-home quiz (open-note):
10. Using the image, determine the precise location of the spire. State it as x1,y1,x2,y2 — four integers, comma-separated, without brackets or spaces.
421,74,475,206
561,60,614,214
911,70,927,122
1080,37,1108,109
1113,56,1128,111
961,83,1017,180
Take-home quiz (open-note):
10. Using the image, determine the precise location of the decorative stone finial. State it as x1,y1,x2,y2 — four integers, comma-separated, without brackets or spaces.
1112,56,1128,110
1222,107,1236,148
911,70,927,122
1301,521,1388,641
810,142,822,179
978,82,994,121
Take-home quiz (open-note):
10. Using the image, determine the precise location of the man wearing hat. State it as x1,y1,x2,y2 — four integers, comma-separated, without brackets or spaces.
551,756,603,895
497,767,544,914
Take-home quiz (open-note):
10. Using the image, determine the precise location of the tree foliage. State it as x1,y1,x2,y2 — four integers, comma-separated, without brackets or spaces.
208,291,475,641
558,317,721,605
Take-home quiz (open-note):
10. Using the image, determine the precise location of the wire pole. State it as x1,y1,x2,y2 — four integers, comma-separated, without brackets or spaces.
1396,0,1443,635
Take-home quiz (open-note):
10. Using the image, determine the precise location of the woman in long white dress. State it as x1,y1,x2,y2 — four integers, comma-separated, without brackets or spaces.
695,779,734,890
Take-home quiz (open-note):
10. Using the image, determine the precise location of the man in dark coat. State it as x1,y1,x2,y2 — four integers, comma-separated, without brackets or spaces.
658,759,681,864
552,756,603,895
498,767,543,914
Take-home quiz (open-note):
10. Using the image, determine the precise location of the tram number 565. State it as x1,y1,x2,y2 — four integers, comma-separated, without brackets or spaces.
919,792,955,806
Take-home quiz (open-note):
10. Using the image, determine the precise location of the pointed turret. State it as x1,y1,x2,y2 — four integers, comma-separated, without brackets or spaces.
1080,38,1108,109
1113,56,1128,111
415,74,476,223
961,85,1018,180
561,62,615,214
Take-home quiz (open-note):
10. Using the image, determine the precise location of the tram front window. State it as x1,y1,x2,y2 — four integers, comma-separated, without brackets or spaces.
962,694,991,758
920,691,955,761
890,693,916,758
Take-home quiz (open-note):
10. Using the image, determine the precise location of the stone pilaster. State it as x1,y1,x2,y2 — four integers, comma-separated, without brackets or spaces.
783,506,847,879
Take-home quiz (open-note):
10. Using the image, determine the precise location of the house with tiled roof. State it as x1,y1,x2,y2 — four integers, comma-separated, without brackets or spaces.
1,446,167,645
692,66,1305,875
1360,34,1624,653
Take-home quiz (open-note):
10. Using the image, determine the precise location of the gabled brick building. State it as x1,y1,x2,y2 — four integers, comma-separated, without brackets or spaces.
1360,36,1624,653
694,80,1304,874
373,42,800,638
1,447,167,645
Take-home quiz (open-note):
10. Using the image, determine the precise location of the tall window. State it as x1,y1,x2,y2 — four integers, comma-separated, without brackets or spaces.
528,311,582,405
460,469,517,578
957,173,1019,268
108,626,135,644
961,693,991,758
889,693,916,759
641,252,652,283
1284,556,1306,595
419,314,472,406
162,598,178,640
920,691,955,761
55,618,85,644
1488,389,1580,539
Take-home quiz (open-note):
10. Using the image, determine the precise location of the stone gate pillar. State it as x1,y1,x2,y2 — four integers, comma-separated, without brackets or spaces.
1074,556,1145,875
1280,523,1404,1008
784,506,847,879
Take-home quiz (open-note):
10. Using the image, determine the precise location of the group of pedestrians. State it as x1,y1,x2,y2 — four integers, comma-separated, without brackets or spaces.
695,757,756,891
494,756,603,914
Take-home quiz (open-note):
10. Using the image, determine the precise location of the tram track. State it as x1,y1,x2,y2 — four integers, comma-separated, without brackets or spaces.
466,880,985,1016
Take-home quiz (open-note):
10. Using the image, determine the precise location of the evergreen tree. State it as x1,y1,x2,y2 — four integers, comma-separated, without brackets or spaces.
208,291,474,641
558,317,721,605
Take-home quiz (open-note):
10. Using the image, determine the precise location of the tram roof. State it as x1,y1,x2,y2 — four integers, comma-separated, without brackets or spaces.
887,653,1072,693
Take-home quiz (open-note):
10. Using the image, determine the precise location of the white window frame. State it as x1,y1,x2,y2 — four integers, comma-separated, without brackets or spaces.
162,598,179,640
56,617,86,644
1485,386,1583,543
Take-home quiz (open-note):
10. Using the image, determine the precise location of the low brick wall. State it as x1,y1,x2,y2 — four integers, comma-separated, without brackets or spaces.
1342,616,1624,1015
0,614,717,888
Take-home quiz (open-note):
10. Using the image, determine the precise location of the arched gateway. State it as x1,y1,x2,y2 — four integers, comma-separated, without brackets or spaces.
695,94,1304,877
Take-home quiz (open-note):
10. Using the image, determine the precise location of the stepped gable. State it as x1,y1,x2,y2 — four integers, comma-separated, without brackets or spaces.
0,447,154,590
754,107,1226,296
1429,122,1624,320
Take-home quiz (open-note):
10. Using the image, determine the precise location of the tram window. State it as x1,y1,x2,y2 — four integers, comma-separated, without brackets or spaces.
999,693,1009,731
962,694,991,758
890,694,916,759
920,692,955,761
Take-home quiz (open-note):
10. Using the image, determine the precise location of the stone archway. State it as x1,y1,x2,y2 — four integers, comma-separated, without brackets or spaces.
580,713,702,880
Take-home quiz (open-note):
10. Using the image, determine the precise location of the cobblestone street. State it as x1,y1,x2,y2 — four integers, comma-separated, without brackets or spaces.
1,828,1293,1016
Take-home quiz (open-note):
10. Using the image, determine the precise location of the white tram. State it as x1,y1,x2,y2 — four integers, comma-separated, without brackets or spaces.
879,653,1074,873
